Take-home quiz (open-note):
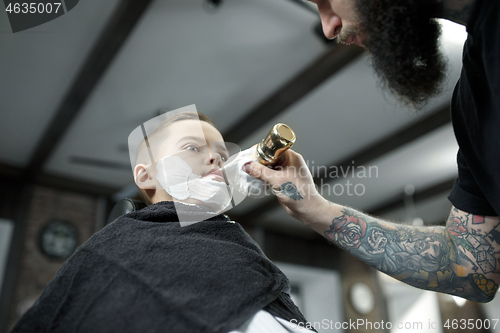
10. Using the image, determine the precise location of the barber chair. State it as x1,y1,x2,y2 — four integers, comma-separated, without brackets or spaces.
106,198,146,225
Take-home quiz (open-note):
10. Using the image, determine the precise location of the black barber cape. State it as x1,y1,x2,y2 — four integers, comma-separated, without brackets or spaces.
11,201,309,333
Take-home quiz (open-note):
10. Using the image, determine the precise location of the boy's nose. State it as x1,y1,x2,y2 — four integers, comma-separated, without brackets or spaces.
209,153,223,168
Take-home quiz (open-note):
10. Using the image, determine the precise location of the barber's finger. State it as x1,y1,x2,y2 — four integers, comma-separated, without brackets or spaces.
243,161,264,178
271,150,289,169
275,149,304,169
243,161,279,186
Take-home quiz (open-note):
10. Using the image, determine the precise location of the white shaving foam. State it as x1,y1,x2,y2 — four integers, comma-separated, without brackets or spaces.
156,155,232,211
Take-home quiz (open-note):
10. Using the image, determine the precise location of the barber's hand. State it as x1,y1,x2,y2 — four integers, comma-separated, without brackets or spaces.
243,149,328,223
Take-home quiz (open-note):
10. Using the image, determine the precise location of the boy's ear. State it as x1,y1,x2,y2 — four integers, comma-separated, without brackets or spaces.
134,164,156,190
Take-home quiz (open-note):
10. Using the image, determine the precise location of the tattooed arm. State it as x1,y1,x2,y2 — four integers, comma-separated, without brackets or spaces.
244,149,500,302
318,204,500,302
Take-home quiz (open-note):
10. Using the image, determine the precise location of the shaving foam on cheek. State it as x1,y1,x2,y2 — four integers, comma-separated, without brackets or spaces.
187,176,231,206
156,155,231,210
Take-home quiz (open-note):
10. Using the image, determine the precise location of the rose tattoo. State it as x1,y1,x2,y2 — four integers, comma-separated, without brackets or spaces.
325,214,367,249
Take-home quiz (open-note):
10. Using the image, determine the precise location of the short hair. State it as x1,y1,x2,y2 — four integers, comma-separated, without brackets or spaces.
131,111,217,205
134,112,216,168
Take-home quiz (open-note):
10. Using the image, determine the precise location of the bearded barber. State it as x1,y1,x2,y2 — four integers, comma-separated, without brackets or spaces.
245,0,500,302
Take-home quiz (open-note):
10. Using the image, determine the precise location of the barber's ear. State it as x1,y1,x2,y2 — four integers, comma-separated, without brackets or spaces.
134,164,156,190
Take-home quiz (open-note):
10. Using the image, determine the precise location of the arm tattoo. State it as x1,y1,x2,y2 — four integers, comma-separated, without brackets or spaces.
324,207,500,302
278,182,303,201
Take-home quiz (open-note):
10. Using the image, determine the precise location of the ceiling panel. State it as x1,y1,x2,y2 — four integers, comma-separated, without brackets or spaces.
0,0,120,166
379,192,452,225
319,124,458,210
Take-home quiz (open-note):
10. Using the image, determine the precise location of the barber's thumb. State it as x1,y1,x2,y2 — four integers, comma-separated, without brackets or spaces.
243,162,270,182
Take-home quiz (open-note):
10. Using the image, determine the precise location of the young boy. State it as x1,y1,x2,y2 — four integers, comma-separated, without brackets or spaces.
11,106,312,333
129,108,241,222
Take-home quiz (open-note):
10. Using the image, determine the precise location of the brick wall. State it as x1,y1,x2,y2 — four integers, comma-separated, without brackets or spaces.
8,186,98,330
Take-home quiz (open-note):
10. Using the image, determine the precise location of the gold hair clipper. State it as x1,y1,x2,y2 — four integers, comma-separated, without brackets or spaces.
256,123,296,165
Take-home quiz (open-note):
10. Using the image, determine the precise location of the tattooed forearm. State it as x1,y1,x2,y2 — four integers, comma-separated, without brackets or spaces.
278,182,303,201
324,206,500,302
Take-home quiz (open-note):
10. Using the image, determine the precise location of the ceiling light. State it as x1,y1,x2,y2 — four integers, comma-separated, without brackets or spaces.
438,19,467,46
452,295,467,307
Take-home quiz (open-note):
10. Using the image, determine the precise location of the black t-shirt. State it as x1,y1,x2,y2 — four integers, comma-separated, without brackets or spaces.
448,0,500,216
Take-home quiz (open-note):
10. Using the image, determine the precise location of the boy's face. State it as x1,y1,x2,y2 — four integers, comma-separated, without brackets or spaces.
155,119,230,181
135,119,235,209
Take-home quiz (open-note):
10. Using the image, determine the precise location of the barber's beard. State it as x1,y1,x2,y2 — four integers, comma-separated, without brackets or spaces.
349,0,446,108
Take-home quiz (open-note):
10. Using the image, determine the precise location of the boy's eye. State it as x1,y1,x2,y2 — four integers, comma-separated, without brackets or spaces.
184,144,200,152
